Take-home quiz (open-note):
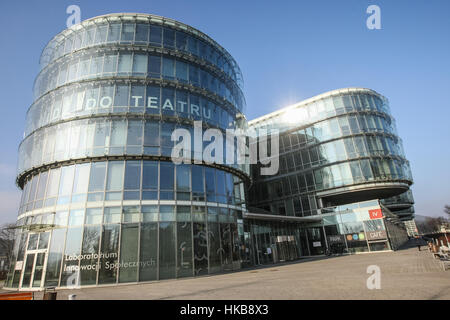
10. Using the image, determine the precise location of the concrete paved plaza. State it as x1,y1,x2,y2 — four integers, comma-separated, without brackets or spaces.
3,246,450,300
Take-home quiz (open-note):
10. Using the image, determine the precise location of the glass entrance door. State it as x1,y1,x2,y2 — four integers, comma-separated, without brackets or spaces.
32,252,46,288
20,232,50,290
21,253,35,288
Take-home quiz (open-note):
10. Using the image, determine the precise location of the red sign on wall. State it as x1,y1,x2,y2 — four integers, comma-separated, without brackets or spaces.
369,209,383,219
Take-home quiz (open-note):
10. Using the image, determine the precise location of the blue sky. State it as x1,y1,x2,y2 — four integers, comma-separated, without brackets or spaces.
0,0,448,224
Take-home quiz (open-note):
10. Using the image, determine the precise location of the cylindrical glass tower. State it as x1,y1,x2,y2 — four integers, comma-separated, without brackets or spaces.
7,13,248,289
248,88,413,218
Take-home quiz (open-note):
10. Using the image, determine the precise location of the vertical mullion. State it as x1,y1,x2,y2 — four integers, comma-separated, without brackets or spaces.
156,161,160,280
190,209,194,277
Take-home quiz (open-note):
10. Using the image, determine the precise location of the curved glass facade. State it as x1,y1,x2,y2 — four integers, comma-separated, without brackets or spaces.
381,190,415,221
7,14,415,290
9,161,244,288
17,161,245,214
18,116,247,181
38,14,243,88
34,47,243,103
7,13,248,290
25,74,239,137
249,88,413,217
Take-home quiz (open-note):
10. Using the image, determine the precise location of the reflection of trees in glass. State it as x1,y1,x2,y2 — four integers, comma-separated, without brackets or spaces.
208,222,221,273
44,229,65,287
341,222,364,234
221,224,232,267
98,224,119,284
177,221,193,278
61,227,82,287
139,223,157,281
193,223,208,275
119,224,139,283
159,222,176,279
80,226,100,285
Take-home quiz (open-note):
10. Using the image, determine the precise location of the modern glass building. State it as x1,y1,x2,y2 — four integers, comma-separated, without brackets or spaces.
6,13,248,290
245,88,413,263
248,88,413,214
6,14,414,291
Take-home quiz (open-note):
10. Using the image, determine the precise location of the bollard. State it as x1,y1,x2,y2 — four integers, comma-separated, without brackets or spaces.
68,294,77,300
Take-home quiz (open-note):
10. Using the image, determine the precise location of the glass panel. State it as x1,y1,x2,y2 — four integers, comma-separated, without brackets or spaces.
123,206,140,223
119,224,139,283
142,205,158,222
118,53,132,73
142,161,158,190
124,161,141,190
27,234,39,250
220,224,233,270
68,209,85,226
208,221,221,273
72,163,90,195
121,24,135,42
103,207,121,224
162,88,175,115
127,121,143,146
139,223,158,281
88,162,106,192
146,86,160,113
193,222,208,276
160,205,175,222
216,170,226,203
160,162,174,190
110,120,127,148
176,164,190,191
58,166,75,200
107,23,121,42
162,57,175,79
360,159,373,180
61,227,82,287
85,208,103,225
148,55,161,78
21,253,35,288
132,54,147,74
38,232,50,250
54,211,68,227
93,122,109,149
188,35,198,55
103,53,117,74
130,85,145,107
176,61,188,82
98,224,120,284
106,161,124,191
149,25,162,46
144,122,159,147
163,28,175,48
177,206,191,222
176,31,188,51
205,167,216,202
159,222,175,279
192,165,204,192
80,225,101,286
114,84,129,107
35,171,48,200
177,221,193,278
135,24,149,42
44,228,66,287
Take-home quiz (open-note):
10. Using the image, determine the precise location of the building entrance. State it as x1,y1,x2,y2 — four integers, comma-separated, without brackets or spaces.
19,232,50,290
274,235,299,262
